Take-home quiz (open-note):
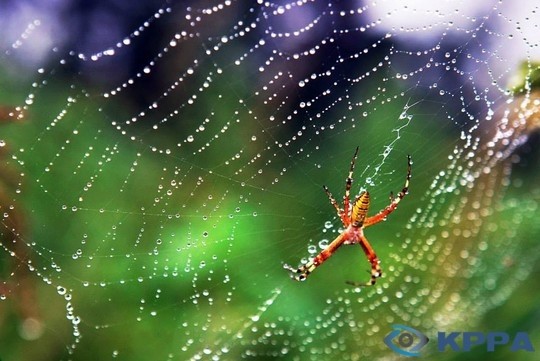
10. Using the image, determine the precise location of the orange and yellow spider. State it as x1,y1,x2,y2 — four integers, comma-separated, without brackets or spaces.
284,147,411,286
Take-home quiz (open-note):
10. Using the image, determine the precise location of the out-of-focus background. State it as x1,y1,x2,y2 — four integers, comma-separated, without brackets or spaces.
1,1,540,360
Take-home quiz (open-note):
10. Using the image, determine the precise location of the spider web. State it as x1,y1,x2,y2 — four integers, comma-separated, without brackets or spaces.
1,0,540,360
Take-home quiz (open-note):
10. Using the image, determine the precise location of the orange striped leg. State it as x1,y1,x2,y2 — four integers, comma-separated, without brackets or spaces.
284,233,346,281
364,155,411,227
343,146,359,221
346,234,382,286
323,185,348,225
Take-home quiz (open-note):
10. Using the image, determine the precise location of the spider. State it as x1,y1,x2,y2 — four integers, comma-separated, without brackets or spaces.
284,147,411,286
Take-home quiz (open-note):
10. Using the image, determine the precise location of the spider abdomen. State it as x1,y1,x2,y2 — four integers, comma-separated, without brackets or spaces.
351,191,370,227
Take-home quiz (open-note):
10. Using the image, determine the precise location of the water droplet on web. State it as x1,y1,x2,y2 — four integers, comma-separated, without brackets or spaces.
318,239,329,249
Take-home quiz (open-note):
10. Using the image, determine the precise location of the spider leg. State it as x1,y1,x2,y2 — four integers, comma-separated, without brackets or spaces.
363,155,411,227
284,232,347,281
343,146,359,223
323,185,347,224
345,234,382,287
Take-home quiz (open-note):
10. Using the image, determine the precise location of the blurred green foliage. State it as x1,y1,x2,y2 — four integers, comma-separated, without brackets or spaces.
1,55,540,361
